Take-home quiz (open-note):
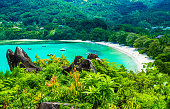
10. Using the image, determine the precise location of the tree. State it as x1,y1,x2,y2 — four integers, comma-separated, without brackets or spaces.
126,33,140,46
143,39,154,48
137,20,151,28
155,52,170,74
156,52,170,62
163,46,170,53
65,17,80,29
148,40,164,58
115,31,128,44
108,32,117,43
79,20,96,32
44,23,56,31
78,30,89,41
133,36,148,48
93,18,108,30
90,28,109,42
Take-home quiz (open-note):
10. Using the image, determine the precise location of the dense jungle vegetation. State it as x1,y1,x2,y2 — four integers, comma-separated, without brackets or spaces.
0,0,170,108
0,55,169,108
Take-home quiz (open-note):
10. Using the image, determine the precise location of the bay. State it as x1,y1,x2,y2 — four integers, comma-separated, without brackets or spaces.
0,40,137,73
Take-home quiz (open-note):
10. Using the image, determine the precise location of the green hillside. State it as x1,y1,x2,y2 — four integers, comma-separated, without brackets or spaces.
68,0,169,26
129,0,163,6
0,0,169,27
121,0,170,27
0,0,87,26
70,0,147,25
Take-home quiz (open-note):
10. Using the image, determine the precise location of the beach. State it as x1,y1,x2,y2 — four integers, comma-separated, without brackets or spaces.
59,40,91,43
95,42,154,72
59,40,154,72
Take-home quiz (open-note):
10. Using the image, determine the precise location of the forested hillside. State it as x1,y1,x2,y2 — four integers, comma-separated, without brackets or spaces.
0,0,87,26
70,0,148,25
122,0,170,27
0,0,169,27
69,0,169,26
129,0,163,6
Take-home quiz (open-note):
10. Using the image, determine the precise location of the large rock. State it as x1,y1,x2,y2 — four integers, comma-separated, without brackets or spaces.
78,59,96,73
40,102,79,109
87,53,103,63
73,56,83,66
6,47,42,72
62,54,101,74
87,53,99,60
62,56,84,75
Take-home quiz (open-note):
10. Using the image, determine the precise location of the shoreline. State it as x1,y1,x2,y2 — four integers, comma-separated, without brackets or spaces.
95,42,154,72
58,40,91,43
59,40,154,72
1,39,154,72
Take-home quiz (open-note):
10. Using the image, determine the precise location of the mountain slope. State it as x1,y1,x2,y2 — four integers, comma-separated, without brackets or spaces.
0,0,87,26
69,0,148,25
69,0,169,26
0,0,169,27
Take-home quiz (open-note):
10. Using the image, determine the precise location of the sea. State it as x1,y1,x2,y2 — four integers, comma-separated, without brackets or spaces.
0,40,137,73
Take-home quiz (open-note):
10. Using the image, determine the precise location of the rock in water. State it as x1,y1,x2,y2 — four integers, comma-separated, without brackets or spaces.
6,47,42,72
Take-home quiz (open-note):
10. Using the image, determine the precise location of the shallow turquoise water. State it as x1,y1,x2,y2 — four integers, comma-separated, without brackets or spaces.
0,41,137,73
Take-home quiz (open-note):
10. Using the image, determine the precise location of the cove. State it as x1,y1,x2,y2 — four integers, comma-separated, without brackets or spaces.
0,40,137,73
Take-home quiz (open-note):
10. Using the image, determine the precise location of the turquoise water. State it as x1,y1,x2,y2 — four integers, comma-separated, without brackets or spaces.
0,41,137,73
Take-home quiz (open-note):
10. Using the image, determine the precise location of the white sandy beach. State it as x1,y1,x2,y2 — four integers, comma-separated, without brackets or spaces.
95,42,154,72
59,40,91,43
59,40,154,72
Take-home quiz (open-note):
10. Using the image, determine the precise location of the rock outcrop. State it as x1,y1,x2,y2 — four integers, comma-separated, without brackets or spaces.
62,54,102,74
40,102,79,109
73,56,83,66
87,53,99,59
6,47,42,72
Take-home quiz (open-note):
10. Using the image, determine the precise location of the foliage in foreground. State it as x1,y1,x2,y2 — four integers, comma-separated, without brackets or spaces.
0,55,169,109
